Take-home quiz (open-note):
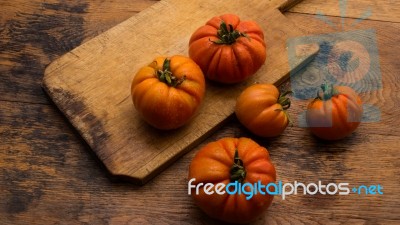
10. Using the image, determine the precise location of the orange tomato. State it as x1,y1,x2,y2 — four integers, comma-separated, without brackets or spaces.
306,84,363,140
235,84,291,137
131,55,205,130
188,137,276,224
189,14,266,84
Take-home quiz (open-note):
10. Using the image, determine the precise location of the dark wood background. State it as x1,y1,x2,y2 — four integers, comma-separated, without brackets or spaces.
1,0,399,224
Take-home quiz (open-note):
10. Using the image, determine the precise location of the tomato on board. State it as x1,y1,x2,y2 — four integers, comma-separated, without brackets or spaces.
306,84,363,140
235,84,291,137
131,55,205,130
189,14,266,84
188,137,276,224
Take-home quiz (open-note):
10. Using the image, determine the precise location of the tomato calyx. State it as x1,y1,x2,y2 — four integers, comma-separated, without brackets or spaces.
156,58,186,87
316,83,340,101
277,90,292,111
211,21,249,45
230,149,246,183
275,90,292,126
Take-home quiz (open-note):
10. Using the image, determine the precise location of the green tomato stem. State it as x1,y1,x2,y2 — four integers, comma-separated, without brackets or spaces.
230,149,246,183
210,21,249,45
278,90,292,111
156,58,186,87
317,83,339,100
275,90,293,126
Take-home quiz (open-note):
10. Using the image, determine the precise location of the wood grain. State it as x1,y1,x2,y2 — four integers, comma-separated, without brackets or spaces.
1,0,395,105
42,0,318,184
0,0,87,104
1,0,400,224
0,0,158,104
289,0,400,23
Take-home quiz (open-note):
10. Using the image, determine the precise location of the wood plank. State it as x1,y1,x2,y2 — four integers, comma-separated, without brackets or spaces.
1,0,398,105
289,0,400,23
83,0,159,39
0,0,157,104
1,1,400,224
0,0,294,105
2,12,400,224
2,35,400,222
42,0,318,184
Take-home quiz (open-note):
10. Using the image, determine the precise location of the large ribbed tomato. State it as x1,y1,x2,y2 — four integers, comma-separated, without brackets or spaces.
306,84,363,140
188,137,276,224
131,55,205,130
235,84,291,137
189,14,266,84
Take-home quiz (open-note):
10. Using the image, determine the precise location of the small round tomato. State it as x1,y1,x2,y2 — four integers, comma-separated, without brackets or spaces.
189,14,266,84
131,55,205,130
306,84,363,140
188,137,276,224
235,84,291,137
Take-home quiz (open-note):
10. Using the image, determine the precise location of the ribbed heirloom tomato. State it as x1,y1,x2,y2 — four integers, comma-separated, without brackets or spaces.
235,84,291,137
188,137,276,224
306,84,363,140
131,55,205,130
189,14,266,84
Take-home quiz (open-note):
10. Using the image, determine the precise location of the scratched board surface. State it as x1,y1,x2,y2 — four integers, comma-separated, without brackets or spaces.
43,0,318,184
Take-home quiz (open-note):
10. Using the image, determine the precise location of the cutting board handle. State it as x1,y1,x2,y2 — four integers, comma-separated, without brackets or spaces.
277,0,303,12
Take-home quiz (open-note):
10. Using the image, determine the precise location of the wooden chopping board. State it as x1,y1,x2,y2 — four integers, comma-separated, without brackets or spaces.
43,0,318,184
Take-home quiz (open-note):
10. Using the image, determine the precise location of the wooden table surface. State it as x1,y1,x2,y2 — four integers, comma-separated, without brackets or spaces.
1,0,399,224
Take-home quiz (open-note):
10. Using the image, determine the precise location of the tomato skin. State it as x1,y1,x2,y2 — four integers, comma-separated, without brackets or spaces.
131,55,205,130
189,14,266,84
189,137,276,224
235,84,290,137
306,85,363,140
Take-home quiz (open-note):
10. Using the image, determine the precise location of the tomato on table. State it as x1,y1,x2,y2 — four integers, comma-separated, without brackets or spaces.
306,84,363,140
189,137,276,224
131,55,205,130
189,14,266,84
235,84,291,137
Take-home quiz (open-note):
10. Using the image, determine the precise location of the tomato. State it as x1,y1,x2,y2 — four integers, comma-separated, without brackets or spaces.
235,84,291,137
306,84,363,140
188,137,276,224
189,14,266,84
131,55,205,130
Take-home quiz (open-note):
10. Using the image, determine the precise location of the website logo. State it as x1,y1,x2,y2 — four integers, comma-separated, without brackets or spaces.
188,179,383,200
